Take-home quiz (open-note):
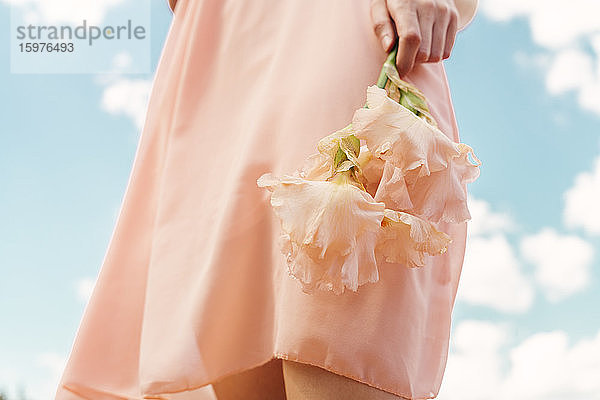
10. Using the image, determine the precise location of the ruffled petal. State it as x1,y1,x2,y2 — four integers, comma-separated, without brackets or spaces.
404,143,481,223
352,85,481,224
297,151,333,181
257,173,386,294
352,85,460,177
373,160,413,211
356,145,384,198
376,209,452,268
280,231,381,295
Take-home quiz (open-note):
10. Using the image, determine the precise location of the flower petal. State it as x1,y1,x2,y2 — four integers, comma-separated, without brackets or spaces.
356,145,384,198
352,85,460,177
403,143,481,223
353,85,481,224
281,231,381,295
297,152,333,181
377,209,452,268
257,173,386,294
373,160,413,211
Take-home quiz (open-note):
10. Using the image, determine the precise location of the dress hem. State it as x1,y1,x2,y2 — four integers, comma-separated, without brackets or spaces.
138,352,438,400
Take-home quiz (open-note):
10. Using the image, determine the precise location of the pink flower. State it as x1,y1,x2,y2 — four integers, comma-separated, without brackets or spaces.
352,85,481,223
403,143,481,223
257,172,385,294
352,85,461,177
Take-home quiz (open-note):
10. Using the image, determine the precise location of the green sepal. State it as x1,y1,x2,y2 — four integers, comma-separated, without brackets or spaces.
403,90,429,113
399,92,418,115
333,146,346,167
335,160,355,173
340,135,360,159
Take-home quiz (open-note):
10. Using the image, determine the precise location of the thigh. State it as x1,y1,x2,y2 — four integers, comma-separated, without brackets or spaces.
282,360,406,400
211,358,286,400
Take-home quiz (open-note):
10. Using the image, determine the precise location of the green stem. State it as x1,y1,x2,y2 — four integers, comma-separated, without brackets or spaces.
366,42,399,109
376,42,398,89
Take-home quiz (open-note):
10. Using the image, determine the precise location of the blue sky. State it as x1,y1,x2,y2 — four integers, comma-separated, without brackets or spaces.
1,0,599,399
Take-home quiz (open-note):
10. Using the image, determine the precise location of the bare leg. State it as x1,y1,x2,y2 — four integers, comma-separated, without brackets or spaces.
282,360,407,400
211,358,286,400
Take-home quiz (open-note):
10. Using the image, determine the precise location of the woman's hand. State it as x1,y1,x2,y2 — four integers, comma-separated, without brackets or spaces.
370,0,459,77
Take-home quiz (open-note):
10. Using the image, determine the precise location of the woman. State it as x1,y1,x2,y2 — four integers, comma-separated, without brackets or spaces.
55,0,478,399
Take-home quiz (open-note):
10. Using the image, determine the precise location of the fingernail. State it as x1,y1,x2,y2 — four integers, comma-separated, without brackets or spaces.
382,35,392,51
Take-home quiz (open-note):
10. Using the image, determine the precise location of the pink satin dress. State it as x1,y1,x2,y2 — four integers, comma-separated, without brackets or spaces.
55,0,478,399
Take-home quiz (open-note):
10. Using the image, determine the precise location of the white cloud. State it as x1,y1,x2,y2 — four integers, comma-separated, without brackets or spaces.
546,49,594,95
502,329,600,399
578,79,600,115
478,0,533,22
466,196,516,237
503,332,575,399
439,320,600,400
3,0,126,25
527,2,600,50
0,365,22,400
438,320,508,400
100,78,152,130
481,0,600,116
520,228,594,302
30,353,67,400
459,197,533,313
460,234,534,313
112,51,134,71
0,352,68,400
74,277,96,303
513,50,550,72
481,0,600,48
564,156,600,235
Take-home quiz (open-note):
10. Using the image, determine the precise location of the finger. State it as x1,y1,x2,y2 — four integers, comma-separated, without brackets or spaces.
388,4,421,77
415,1,435,63
442,8,458,60
428,19,449,61
370,0,396,52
